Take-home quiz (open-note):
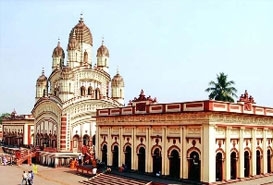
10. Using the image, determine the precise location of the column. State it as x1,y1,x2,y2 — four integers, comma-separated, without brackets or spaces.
262,128,268,174
238,127,245,178
181,126,187,179
107,127,112,166
251,128,257,176
132,126,136,170
23,124,28,145
225,127,231,180
202,124,216,183
162,126,167,175
146,126,152,173
55,158,59,168
95,126,100,160
119,127,124,167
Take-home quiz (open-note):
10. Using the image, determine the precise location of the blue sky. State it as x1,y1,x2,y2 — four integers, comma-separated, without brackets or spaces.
0,0,273,114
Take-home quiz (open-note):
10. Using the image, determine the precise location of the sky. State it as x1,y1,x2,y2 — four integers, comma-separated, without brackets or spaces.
0,0,273,114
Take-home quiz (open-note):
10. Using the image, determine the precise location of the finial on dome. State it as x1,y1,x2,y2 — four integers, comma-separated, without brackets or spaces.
102,36,104,45
116,66,119,74
79,13,84,22
57,37,60,47
42,67,45,75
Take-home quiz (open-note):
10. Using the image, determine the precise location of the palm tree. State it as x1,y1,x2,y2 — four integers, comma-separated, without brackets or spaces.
205,72,238,102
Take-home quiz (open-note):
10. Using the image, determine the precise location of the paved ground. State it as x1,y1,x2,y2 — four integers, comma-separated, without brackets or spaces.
1,163,273,185
0,164,86,185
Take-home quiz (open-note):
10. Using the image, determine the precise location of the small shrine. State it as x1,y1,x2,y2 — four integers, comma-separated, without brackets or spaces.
237,90,256,111
128,89,157,111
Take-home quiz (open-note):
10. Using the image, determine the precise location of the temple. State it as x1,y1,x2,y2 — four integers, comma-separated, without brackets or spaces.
95,90,273,184
2,14,273,185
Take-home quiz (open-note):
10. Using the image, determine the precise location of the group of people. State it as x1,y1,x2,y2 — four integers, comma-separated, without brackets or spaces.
21,170,34,185
1,155,7,165
1,154,13,166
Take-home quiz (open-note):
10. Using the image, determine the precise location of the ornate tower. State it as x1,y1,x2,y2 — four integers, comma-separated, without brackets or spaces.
35,69,48,102
52,39,65,70
111,69,125,105
96,40,109,73
67,14,93,68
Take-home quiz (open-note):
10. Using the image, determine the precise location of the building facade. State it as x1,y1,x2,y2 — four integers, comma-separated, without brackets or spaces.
2,110,34,146
95,90,273,184
31,15,125,164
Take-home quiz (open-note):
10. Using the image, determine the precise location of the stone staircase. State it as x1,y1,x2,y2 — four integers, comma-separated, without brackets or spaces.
79,173,149,185
16,150,36,165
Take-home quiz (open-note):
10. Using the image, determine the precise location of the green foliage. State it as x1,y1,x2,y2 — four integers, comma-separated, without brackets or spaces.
0,113,10,124
205,72,238,102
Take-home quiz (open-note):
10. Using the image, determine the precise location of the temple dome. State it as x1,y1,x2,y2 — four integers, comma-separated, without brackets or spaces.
68,16,93,48
37,71,47,83
52,40,65,58
96,44,109,57
111,72,124,87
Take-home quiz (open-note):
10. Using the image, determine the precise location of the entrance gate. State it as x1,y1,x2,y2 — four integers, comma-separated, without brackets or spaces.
188,151,200,181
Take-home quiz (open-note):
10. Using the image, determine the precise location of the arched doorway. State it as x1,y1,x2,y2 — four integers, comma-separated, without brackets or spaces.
230,151,237,179
267,149,271,173
153,148,162,175
80,86,86,96
256,150,261,175
244,151,250,177
52,139,57,148
92,135,96,146
83,134,90,146
102,144,107,166
72,135,80,153
138,147,145,173
188,151,200,181
216,152,223,181
112,145,119,168
125,145,132,171
169,149,180,178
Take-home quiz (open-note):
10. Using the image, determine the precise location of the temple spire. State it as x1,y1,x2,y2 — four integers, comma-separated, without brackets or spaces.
79,13,83,22
57,37,60,47
102,36,104,45
116,66,119,74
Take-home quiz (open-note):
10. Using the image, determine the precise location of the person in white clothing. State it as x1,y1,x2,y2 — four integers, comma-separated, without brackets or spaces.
21,171,28,185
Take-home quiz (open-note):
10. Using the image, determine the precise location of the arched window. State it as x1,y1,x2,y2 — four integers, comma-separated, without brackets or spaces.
88,86,93,95
95,88,100,99
81,86,86,96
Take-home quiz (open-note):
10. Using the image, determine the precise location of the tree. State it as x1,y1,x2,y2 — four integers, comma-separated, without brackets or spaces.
0,113,10,125
205,72,238,102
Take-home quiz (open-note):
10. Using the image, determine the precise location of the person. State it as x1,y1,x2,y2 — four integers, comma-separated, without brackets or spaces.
10,154,13,166
21,171,28,185
33,164,38,174
3,156,7,166
78,154,82,166
28,170,34,185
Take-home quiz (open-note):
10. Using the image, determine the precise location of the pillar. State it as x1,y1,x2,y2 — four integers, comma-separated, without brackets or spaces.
119,127,123,167
132,126,137,170
202,124,216,183
262,128,267,174
107,127,112,166
181,126,187,179
225,127,231,180
95,126,100,160
55,158,59,167
238,127,245,178
251,128,257,176
146,126,152,173
162,126,167,175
